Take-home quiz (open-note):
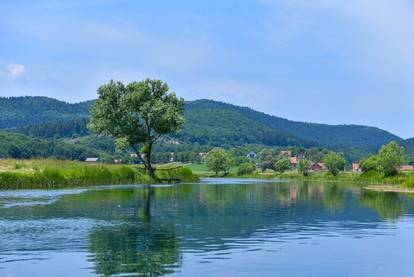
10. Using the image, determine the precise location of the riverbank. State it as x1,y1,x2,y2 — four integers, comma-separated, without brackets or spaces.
184,163,414,191
0,159,198,189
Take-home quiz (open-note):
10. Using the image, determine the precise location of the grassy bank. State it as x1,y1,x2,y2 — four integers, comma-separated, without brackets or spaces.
185,163,414,188
0,159,198,189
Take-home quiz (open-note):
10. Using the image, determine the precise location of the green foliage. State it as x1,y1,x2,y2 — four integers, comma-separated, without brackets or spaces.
297,159,311,176
206,148,233,176
88,79,185,176
377,141,405,177
0,131,102,160
184,99,402,149
360,155,379,173
275,158,290,173
237,162,256,176
0,97,407,164
155,167,197,181
0,96,91,129
257,149,279,171
15,118,90,138
324,152,346,176
0,159,197,189
178,108,315,148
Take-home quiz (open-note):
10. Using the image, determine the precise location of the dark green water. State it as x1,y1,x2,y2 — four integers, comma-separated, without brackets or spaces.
1,178,414,277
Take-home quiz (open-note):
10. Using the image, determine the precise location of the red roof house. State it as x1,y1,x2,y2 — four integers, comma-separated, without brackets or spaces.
289,157,298,167
311,162,325,172
352,163,361,172
398,165,414,171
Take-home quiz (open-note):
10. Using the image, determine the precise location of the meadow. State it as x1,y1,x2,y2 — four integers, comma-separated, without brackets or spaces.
0,159,197,189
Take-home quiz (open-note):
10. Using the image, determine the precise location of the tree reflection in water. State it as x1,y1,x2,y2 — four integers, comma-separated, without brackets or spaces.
360,190,404,220
88,187,182,277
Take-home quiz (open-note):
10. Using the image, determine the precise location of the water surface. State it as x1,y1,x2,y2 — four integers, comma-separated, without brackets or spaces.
1,178,414,276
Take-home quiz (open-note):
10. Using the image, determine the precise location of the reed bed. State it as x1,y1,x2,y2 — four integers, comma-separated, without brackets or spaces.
0,159,197,189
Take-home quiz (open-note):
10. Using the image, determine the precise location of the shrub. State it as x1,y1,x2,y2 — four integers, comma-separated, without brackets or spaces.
297,159,311,176
275,159,290,174
377,141,405,177
360,155,379,173
324,152,346,176
237,162,256,176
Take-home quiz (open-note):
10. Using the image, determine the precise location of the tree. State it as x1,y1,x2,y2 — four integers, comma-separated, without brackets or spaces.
237,162,256,176
297,159,311,176
360,155,379,173
377,141,405,177
206,148,233,176
257,149,278,172
88,79,185,177
275,158,290,174
324,152,346,176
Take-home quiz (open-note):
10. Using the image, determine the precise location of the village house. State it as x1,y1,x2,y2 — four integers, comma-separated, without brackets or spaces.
311,162,325,172
398,165,414,172
246,151,257,160
289,157,298,168
169,152,175,162
85,157,99,163
198,152,208,159
281,150,292,157
352,163,361,172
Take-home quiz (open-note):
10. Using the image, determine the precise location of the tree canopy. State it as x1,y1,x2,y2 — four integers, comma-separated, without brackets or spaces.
324,152,346,176
377,141,405,176
88,79,185,176
206,148,233,176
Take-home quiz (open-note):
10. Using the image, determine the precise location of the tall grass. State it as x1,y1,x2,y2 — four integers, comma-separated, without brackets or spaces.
0,159,197,189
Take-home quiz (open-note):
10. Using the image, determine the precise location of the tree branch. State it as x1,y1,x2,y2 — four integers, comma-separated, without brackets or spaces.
131,144,147,168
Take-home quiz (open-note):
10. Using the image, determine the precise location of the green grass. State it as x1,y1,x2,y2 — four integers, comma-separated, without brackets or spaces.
184,163,238,177
186,162,414,188
0,159,197,189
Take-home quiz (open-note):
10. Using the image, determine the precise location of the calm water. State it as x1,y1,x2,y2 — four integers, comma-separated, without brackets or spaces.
1,178,414,277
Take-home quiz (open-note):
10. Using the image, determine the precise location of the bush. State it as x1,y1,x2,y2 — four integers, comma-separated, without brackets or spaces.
324,152,346,176
275,159,290,174
360,155,379,173
377,141,405,177
237,162,256,176
297,159,311,176
206,148,233,176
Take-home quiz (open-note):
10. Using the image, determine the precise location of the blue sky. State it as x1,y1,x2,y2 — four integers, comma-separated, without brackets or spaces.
0,0,413,138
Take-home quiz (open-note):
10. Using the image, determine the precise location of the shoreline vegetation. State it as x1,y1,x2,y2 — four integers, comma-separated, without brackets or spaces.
0,159,197,189
185,162,414,193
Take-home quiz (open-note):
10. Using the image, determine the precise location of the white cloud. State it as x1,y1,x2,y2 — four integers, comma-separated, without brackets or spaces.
5,63,26,77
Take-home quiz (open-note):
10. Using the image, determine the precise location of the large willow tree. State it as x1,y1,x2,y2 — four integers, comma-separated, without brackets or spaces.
88,79,185,177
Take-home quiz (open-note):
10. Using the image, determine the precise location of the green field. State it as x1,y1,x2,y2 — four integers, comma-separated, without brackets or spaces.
0,159,197,189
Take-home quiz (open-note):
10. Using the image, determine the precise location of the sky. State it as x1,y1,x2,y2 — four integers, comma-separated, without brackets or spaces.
0,0,413,138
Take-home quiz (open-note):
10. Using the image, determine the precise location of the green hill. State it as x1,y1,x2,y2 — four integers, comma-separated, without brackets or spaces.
0,96,92,129
0,96,405,150
186,99,401,149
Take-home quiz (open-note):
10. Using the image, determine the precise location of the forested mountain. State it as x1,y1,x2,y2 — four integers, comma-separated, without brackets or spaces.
0,96,92,129
0,96,407,152
186,100,401,149
177,108,316,148
0,131,103,160
403,138,414,159
16,118,90,138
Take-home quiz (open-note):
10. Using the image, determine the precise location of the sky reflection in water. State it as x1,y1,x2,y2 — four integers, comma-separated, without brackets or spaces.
0,179,414,277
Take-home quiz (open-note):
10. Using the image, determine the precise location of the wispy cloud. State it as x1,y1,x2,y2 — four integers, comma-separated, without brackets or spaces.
4,63,26,78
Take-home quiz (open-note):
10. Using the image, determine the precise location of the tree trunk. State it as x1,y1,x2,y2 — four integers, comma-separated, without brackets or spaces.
131,144,156,179
146,142,156,179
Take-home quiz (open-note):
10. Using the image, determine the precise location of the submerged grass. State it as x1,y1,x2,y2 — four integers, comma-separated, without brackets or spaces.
0,159,197,189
